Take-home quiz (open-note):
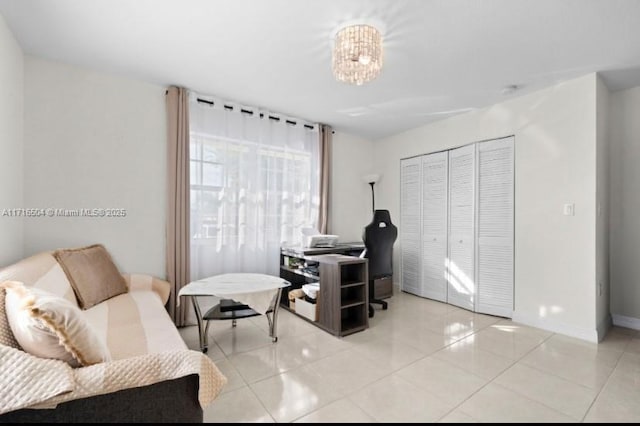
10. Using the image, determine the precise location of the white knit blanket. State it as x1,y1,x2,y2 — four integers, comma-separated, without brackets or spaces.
0,345,227,414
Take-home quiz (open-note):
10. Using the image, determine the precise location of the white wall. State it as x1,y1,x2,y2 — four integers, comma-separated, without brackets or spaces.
595,76,611,338
23,57,167,277
0,14,24,267
329,131,374,242
609,85,640,329
374,73,600,341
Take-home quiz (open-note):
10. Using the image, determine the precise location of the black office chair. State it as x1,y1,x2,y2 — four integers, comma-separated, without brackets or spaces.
362,209,398,318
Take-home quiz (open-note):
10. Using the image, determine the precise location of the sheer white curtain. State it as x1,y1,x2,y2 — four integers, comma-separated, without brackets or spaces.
189,94,320,280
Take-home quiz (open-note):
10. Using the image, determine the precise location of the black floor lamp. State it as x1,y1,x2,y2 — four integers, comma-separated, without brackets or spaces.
362,174,380,215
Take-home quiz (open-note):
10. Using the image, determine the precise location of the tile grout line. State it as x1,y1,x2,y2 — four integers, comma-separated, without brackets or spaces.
433,325,555,422
483,330,631,422
579,335,632,423
409,325,634,422
245,381,277,423
284,319,467,423
240,341,364,422
484,331,597,422
221,328,288,423
510,333,618,391
188,304,637,423
283,318,457,422
185,322,276,421
234,334,479,423
417,323,506,422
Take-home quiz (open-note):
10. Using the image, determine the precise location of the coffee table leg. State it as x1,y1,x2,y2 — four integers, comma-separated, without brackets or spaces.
191,296,208,353
267,288,283,343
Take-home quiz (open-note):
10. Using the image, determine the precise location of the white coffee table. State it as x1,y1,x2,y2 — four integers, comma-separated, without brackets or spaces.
178,273,291,352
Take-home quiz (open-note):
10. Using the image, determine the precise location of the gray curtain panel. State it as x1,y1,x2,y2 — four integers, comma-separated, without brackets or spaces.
318,124,332,234
166,86,190,326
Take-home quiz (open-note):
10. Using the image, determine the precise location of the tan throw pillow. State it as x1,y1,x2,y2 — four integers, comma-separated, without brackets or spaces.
3,281,111,367
53,244,128,310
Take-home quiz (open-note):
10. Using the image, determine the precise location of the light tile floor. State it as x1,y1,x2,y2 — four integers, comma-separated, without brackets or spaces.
178,291,640,423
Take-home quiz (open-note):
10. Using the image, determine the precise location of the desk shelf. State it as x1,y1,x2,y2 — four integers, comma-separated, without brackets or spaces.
280,250,368,337
280,265,319,281
341,300,365,309
314,254,368,337
341,281,365,288
340,285,365,309
341,314,368,336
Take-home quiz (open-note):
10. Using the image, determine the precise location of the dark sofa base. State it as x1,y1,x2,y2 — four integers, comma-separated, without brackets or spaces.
0,374,202,423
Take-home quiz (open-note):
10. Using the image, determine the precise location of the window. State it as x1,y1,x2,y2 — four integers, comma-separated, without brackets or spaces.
189,97,320,278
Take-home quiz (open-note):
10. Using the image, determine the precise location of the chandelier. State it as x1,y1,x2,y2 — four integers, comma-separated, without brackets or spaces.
332,24,383,86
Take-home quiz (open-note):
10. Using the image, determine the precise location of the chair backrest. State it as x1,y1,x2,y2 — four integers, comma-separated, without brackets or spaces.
363,210,398,280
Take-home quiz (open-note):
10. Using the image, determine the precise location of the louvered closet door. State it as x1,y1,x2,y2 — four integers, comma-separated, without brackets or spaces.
400,157,422,295
421,151,448,301
447,144,476,311
476,137,514,317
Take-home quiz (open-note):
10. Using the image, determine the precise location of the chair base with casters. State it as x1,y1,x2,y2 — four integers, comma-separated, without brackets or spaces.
368,278,389,318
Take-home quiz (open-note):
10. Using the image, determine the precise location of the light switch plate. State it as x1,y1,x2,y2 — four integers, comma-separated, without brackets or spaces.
563,203,575,216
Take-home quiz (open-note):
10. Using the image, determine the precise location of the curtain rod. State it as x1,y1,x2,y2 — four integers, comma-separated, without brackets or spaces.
196,97,316,130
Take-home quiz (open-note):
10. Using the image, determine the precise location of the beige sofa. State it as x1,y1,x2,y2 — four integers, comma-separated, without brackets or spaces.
0,249,226,422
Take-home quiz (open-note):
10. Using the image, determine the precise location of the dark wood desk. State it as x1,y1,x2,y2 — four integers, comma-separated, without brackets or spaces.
280,241,393,302
280,242,365,258
279,242,365,293
279,243,369,336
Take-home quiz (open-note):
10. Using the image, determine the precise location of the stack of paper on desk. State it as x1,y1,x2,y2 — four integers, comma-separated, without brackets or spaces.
302,283,319,299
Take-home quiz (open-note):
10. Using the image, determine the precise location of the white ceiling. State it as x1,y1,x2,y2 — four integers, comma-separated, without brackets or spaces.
1,0,640,139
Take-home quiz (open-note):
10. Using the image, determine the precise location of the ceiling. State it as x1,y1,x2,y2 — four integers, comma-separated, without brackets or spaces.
1,0,639,140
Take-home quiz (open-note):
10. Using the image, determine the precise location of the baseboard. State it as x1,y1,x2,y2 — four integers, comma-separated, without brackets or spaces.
512,311,599,343
596,314,613,342
612,314,640,331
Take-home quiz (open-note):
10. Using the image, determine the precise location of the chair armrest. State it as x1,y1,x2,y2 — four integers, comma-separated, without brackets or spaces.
121,274,171,305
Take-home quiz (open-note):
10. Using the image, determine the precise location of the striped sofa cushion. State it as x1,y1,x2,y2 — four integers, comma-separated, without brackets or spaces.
83,290,187,360
0,252,79,307
1,252,79,351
